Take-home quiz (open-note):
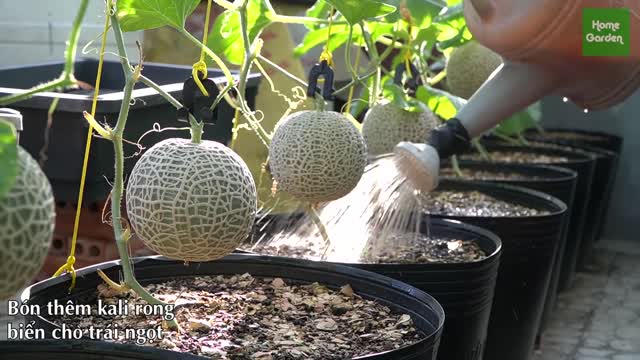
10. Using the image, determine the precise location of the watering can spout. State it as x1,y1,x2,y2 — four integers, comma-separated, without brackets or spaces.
468,0,493,20
456,61,557,138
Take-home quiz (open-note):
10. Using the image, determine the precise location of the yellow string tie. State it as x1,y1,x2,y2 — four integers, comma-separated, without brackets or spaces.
53,3,111,290
319,7,335,67
192,0,213,97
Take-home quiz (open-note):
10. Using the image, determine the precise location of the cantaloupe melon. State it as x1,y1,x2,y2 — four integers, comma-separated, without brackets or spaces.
126,138,257,262
362,101,440,156
268,111,367,203
445,41,503,99
0,147,55,300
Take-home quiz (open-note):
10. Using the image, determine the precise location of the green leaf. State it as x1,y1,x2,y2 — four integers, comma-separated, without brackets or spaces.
208,0,274,65
305,0,332,30
0,120,17,199
325,0,396,25
117,0,200,32
382,81,429,113
493,105,541,137
433,3,472,51
415,85,465,119
381,0,445,27
293,24,354,57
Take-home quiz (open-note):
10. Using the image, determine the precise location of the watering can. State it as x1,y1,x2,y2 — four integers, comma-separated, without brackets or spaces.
395,0,640,192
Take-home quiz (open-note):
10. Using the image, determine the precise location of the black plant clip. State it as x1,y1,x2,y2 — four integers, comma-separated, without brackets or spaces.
394,62,422,98
306,60,335,101
177,72,220,124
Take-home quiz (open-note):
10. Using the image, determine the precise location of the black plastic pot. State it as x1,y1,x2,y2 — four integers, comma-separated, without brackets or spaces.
525,128,623,155
251,216,502,360
0,58,261,203
525,136,621,249
0,340,203,360
441,161,578,337
462,143,596,292
423,180,567,360
525,128,623,244
20,254,445,360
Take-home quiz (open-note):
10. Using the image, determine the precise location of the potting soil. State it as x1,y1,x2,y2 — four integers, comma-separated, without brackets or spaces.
421,190,549,217
460,151,569,164
49,274,424,359
440,167,545,181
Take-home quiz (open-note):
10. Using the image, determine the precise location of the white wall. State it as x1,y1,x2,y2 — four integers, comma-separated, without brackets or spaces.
0,0,143,68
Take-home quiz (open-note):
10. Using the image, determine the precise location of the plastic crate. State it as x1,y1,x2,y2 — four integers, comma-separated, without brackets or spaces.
0,58,260,202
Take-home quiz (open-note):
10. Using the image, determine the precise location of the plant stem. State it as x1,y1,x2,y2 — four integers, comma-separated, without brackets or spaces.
230,0,254,150
471,138,491,161
63,0,89,79
178,27,236,101
451,155,463,177
0,78,71,106
273,14,345,26
108,0,178,329
492,132,520,145
257,55,309,88
359,22,381,105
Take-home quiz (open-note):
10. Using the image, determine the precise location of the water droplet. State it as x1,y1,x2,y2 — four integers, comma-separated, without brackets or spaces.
563,97,569,103
584,109,589,114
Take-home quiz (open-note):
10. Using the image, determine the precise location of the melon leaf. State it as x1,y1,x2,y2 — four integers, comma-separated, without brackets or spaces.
208,0,274,65
415,85,466,120
382,82,429,113
325,0,396,25
382,0,445,28
0,120,17,199
304,0,333,31
492,104,541,137
117,0,200,32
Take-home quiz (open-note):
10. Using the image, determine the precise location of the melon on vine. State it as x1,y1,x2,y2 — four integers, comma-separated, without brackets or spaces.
362,101,440,156
268,110,367,203
0,147,55,300
126,138,257,262
445,41,503,99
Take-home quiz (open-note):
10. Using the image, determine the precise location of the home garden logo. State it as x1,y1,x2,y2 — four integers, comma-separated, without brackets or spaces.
583,8,630,56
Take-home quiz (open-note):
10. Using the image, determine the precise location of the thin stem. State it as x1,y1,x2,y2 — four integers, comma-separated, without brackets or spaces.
471,138,491,161
63,0,89,78
212,0,237,10
108,0,178,329
451,155,463,177
178,28,236,91
304,204,331,259
492,132,520,145
257,55,309,88
0,78,71,106
272,14,345,26
231,0,254,150
517,133,529,146
359,22,381,105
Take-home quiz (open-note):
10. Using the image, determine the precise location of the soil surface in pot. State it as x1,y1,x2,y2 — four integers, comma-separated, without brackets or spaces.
420,190,548,217
253,235,487,264
529,131,607,142
49,274,424,359
460,150,569,164
440,167,545,181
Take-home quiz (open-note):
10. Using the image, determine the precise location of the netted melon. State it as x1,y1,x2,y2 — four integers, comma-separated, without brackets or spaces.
268,110,367,203
362,101,440,156
126,138,257,262
0,147,55,300
445,41,503,99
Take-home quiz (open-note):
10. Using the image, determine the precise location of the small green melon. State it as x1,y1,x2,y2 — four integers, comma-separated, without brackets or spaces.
268,111,367,203
126,138,257,262
362,101,440,156
445,41,503,99
0,147,55,300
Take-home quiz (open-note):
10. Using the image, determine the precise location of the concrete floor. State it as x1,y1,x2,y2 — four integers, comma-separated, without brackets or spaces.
1,240,639,360
534,239,640,360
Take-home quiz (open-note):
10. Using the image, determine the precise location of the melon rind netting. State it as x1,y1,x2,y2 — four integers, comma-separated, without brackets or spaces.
126,138,257,262
0,147,55,300
268,111,367,203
